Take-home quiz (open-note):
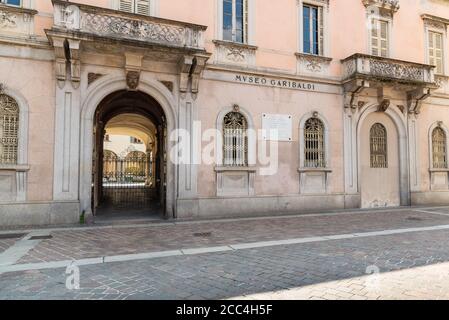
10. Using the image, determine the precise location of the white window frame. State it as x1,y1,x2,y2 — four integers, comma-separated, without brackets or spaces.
216,0,255,45
298,0,330,57
424,22,448,76
112,0,158,17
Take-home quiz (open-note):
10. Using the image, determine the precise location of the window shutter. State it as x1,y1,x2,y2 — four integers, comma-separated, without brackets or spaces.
243,0,249,43
371,19,388,57
136,0,151,15
318,6,324,55
119,0,134,13
429,32,444,74
379,20,388,57
371,19,379,56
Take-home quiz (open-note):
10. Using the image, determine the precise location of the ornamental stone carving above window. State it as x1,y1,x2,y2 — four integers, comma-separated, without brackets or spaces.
0,94,19,164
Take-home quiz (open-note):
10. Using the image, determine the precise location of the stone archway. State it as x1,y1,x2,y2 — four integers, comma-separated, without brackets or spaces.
79,76,177,220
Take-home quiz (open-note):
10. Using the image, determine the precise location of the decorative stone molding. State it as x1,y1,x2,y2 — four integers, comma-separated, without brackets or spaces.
362,0,399,17
0,4,37,37
296,53,332,77
126,71,140,90
342,54,436,86
160,81,174,93
87,73,104,86
213,40,257,67
421,14,449,31
52,0,206,50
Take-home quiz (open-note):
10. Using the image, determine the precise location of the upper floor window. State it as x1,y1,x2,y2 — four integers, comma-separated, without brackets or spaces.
432,126,447,169
0,94,19,165
371,18,389,57
370,123,388,168
223,0,248,43
428,31,444,75
0,0,21,6
302,4,323,55
304,117,325,168
223,111,248,166
119,0,151,16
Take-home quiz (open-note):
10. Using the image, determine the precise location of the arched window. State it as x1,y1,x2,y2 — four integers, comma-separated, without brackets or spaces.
432,126,447,169
223,111,248,166
0,94,19,164
370,123,388,168
304,117,325,168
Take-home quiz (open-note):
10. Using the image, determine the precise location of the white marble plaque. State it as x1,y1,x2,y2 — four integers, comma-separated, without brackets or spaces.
262,114,293,141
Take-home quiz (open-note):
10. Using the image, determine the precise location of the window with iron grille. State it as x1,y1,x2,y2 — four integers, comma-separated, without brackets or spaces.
0,94,19,165
432,127,447,168
223,111,248,166
370,123,388,168
304,118,325,168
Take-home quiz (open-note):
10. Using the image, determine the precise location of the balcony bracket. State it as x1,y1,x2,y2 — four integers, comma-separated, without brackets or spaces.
344,79,370,112
407,87,432,115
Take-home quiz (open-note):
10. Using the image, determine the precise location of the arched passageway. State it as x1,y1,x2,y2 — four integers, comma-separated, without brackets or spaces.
92,90,167,220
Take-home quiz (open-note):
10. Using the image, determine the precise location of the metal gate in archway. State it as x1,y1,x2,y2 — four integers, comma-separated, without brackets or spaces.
102,150,155,208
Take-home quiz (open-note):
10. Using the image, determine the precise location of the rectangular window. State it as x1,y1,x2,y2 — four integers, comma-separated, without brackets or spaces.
0,0,21,6
222,0,248,43
119,0,151,16
429,31,444,75
303,4,323,55
371,19,389,57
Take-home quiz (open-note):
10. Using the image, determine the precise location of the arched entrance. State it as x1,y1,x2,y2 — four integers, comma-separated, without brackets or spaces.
92,90,167,219
359,112,400,208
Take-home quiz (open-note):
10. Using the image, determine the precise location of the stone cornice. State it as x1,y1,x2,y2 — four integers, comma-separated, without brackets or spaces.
421,14,449,26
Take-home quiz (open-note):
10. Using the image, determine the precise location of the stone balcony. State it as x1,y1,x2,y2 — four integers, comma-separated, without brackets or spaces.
341,53,436,87
49,0,207,53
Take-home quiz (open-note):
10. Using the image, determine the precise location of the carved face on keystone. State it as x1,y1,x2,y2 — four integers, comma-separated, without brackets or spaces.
127,71,140,90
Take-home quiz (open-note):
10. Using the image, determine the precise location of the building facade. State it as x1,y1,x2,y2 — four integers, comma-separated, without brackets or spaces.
0,0,449,225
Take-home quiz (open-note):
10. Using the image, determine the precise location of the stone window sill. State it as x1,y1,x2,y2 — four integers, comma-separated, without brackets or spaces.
215,166,257,173
213,40,258,51
429,168,449,173
0,3,38,15
298,168,332,173
0,164,30,172
295,52,332,63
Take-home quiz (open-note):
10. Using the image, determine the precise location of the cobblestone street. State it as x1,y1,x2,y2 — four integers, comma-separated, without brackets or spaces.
1,207,449,300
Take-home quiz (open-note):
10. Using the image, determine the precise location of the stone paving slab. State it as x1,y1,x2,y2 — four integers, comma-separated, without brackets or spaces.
13,209,449,264
2,227,449,299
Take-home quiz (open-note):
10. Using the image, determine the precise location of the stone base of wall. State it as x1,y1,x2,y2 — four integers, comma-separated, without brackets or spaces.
411,192,449,206
0,201,80,226
177,194,360,219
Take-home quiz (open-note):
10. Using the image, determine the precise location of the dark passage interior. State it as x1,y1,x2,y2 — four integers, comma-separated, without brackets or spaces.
92,90,167,221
